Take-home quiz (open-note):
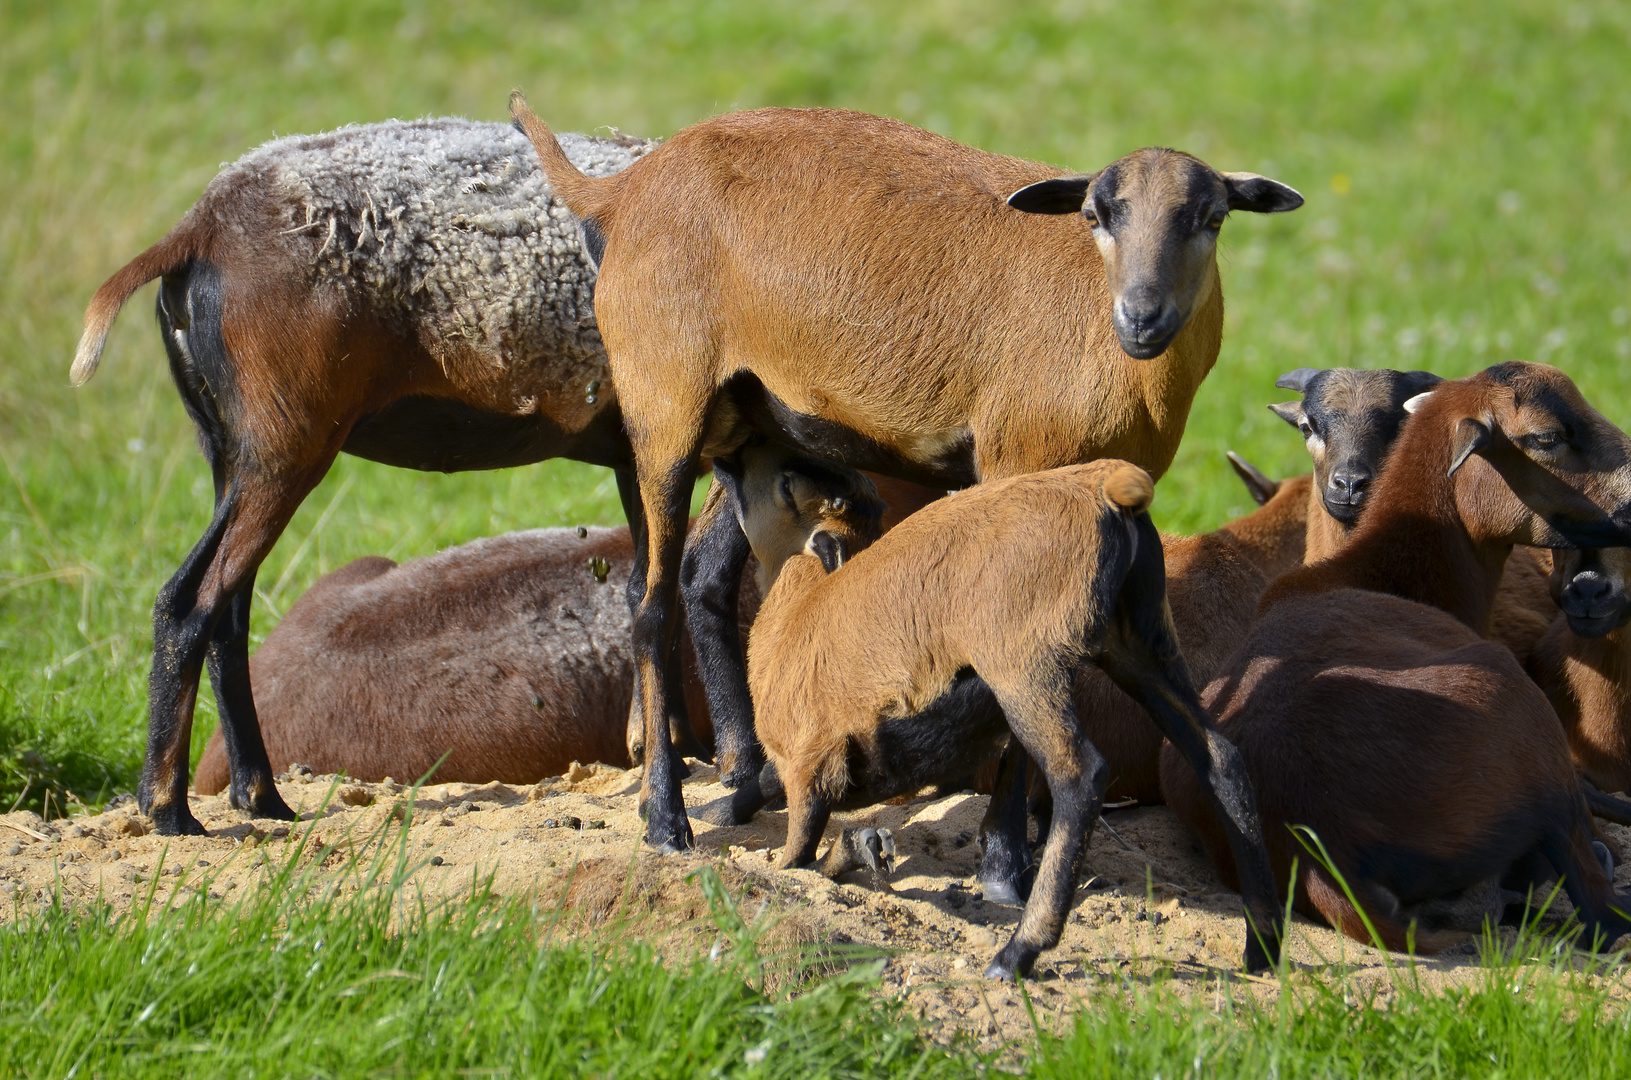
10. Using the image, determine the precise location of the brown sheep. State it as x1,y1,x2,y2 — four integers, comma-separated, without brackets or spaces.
190,443,885,794
1268,365,1557,664
741,459,1286,979
192,528,711,790
969,461,1310,902
71,119,663,835
1530,548,1631,801
511,93,1303,852
1161,362,1631,953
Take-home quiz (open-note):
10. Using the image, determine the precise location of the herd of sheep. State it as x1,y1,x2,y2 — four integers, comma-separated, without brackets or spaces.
72,95,1631,980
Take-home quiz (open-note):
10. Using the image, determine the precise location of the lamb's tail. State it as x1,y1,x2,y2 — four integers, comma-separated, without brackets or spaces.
72,225,202,385
509,90,623,222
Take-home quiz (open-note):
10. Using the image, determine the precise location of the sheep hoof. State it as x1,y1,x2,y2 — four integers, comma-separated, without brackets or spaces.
1594,839,1616,880
818,827,897,883
980,879,1024,906
982,939,1034,982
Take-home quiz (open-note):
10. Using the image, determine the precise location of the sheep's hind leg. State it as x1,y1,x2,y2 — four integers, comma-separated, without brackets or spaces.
984,685,1107,981
1097,514,1285,971
681,477,763,795
205,568,294,821
144,476,309,835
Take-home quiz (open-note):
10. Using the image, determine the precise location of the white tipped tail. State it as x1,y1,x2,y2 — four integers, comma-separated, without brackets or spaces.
70,224,200,386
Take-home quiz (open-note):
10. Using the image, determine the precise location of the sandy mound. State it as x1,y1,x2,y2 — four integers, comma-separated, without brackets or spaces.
3,762,1626,1042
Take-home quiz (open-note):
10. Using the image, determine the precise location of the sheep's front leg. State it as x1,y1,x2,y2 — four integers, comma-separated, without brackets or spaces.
977,741,1032,905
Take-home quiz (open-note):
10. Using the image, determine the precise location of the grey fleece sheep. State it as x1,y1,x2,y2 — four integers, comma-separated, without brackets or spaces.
72,116,660,836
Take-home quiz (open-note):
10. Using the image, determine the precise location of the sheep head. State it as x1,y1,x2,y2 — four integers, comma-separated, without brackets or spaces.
1008,148,1302,360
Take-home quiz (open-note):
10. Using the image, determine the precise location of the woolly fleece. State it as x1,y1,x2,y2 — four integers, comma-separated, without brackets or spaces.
205,118,654,389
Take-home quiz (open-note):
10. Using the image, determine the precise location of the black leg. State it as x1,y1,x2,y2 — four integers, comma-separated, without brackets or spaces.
205,570,295,820
141,497,237,836
680,478,762,790
978,741,1032,905
1095,514,1284,972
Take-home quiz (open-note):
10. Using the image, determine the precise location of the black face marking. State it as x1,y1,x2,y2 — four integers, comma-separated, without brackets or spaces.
810,530,846,573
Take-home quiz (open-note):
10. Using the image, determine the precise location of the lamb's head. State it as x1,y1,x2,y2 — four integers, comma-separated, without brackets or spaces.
1550,547,1631,637
713,440,884,593
1008,148,1302,359
1270,366,1443,526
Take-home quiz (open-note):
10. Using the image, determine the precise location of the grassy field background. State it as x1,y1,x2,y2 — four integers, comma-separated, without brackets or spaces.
4,0,1631,1073
4,0,1630,812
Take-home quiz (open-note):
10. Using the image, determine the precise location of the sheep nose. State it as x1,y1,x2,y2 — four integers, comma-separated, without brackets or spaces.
1568,571,1614,606
1327,469,1371,502
1112,296,1180,358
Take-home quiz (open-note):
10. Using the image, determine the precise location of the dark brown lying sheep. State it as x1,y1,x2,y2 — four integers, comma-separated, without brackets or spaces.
193,526,732,790
1163,362,1631,953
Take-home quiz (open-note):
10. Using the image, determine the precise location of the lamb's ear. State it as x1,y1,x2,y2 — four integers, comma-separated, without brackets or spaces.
1400,370,1444,398
1274,367,1320,393
1222,172,1304,214
1448,418,1492,476
1008,173,1097,215
1269,401,1304,428
809,531,848,573
712,455,746,518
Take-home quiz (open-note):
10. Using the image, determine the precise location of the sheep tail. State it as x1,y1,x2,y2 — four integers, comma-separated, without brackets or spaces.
72,224,201,386
510,90,621,221
1103,463,1155,515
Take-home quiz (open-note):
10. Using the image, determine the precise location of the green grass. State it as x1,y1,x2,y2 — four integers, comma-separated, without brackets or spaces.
0,814,987,1078
5,0,1631,1069
7,820,1631,1078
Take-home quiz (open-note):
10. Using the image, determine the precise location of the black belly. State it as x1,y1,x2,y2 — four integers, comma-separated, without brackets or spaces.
343,396,631,473
838,668,1008,808
723,373,979,489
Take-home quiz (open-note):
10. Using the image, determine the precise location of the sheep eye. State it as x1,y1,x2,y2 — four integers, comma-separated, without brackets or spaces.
1298,421,1314,438
1526,431,1563,452
1206,212,1226,231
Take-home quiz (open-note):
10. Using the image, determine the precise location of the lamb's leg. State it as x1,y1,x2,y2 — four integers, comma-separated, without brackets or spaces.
977,742,1032,905
1096,514,1284,972
680,478,763,792
984,686,1107,980
777,780,833,870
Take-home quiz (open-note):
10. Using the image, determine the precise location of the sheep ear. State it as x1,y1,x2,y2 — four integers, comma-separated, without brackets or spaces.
1401,370,1443,397
1268,401,1303,428
1222,172,1305,214
1227,451,1279,507
1447,418,1491,477
809,531,848,573
1007,173,1097,215
1402,391,1434,415
1274,367,1320,393
712,455,745,509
